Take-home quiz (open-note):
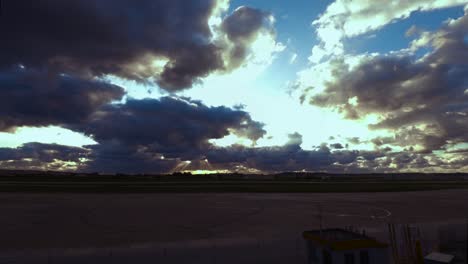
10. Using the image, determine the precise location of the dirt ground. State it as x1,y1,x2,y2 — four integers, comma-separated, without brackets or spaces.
1,190,467,263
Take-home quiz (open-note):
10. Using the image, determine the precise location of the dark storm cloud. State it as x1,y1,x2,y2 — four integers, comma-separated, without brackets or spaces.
75,97,265,153
75,110,389,174
347,137,361,145
68,96,266,173
0,1,282,172
157,44,224,90
1,1,276,91
4,135,463,174
220,6,274,69
316,149,463,173
311,57,468,122
83,142,179,174
0,143,89,170
0,67,124,132
307,11,468,152
330,143,345,149
222,7,266,40
202,133,389,173
1,0,222,91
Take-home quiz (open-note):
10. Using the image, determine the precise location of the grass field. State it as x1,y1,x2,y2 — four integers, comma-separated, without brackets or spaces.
1,179,468,192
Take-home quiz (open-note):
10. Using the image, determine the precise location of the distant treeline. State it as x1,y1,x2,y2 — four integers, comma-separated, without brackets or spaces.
1,169,468,182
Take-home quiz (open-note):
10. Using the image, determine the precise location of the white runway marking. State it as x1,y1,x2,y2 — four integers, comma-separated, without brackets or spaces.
328,207,392,219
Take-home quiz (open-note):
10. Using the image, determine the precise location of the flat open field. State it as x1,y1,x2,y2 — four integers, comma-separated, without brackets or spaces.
1,190,467,263
1,180,468,192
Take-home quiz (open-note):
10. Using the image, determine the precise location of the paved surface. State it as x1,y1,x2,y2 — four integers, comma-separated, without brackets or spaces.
1,190,467,263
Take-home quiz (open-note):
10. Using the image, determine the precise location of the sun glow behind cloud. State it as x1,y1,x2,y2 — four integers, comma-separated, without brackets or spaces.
0,126,96,148
2,0,468,173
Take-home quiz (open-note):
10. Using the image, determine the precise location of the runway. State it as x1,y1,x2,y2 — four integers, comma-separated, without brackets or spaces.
1,190,467,263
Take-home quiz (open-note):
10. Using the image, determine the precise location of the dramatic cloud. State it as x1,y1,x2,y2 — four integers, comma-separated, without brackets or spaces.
76,97,266,152
330,143,345,149
0,67,124,132
0,1,285,173
2,1,468,174
0,143,89,171
202,133,386,173
1,0,220,90
68,100,409,174
1,0,279,91
310,0,467,62
219,6,278,69
3,133,467,174
307,10,468,152
68,97,266,173
83,142,179,174
0,136,407,174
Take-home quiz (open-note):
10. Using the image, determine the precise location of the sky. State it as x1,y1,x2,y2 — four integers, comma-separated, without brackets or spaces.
1,0,468,174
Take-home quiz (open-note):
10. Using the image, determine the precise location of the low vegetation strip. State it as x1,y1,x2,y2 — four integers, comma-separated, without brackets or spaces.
0,180,468,193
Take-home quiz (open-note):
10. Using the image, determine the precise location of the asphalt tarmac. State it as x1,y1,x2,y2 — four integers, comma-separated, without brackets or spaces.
1,190,467,263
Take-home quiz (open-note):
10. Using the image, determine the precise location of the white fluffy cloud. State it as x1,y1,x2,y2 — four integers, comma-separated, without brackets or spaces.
311,0,468,62
305,8,468,155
